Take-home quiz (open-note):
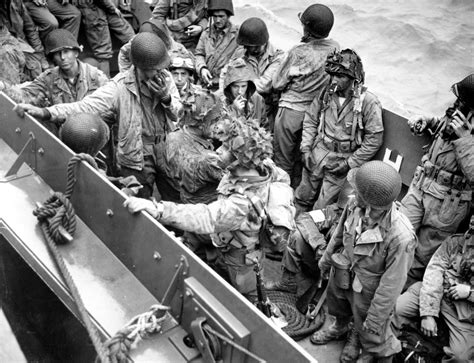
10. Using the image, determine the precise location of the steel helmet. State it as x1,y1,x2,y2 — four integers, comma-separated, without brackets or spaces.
236,18,269,46
179,88,223,127
130,33,171,70
452,74,474,110
208,0,234,16
139,18,173,49
325,49,365,83
44,29,82,56
60,113,110,156
353,161,402,209
169,49,195,73
299,4,334,38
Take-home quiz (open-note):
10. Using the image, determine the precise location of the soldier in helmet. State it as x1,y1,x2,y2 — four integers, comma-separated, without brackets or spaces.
194,0,238,90
14,32,182,200
273,4,340,188
168,48,196,98
124,118,295,302
403,74,474,285
152,0,208,53
312,161,416,363
6,29,108,136
394,217,474,363
295,49,384,213
221,17,285,131
219,58,266,126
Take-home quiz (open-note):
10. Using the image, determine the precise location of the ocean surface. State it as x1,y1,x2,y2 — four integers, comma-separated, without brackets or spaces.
232,0,474,117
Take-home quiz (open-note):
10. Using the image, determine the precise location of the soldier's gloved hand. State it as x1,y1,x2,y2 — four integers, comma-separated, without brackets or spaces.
447,282,471,300
302,151,312,170
147,73,171,105
13,103,50,120
420,316,438,337
328,159,349,176
408,115,433,135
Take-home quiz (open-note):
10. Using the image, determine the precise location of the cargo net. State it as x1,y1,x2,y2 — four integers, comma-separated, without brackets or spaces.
266,290,325,341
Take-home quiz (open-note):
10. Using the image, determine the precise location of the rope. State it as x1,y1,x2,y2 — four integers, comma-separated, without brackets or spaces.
33,153,110,363
103,304,170,363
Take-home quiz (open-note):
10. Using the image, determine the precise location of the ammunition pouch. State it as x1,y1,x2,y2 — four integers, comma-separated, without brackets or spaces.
414,163,469,191
322,135,358,153
331,253,351,290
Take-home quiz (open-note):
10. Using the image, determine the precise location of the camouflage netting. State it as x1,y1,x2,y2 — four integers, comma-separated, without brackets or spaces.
179,88,223,127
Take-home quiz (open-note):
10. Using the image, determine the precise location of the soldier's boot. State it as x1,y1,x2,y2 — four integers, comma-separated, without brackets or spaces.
310,318,350,345
264,268,297,294
340,327,361,363
97,58,110,78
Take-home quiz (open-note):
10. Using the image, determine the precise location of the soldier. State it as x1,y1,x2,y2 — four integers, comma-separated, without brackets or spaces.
75,0,135,76
0,27,26,87
118,18,191,73
222,17,285,131
312,161,416,363
124,119,295,302
0,0,49,81
194,0,238,90
23,0,81,40
273,4,339,188
219,58,266,126
6,29,108,136
152,0,208,53
168,49,196,97
14,32,182,201
403,74,474,284
295,49,384,213
395,217,474,362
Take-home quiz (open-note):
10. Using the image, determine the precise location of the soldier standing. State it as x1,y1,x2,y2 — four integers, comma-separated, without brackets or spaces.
403,74,474,284
273,4,339,187
295,49,383,213
312,161,416,363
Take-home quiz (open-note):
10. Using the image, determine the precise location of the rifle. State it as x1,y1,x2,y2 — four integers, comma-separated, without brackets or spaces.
254,258,272,318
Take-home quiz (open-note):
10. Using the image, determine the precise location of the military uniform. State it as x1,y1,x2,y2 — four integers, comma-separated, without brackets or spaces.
158,160,291,300
395,234,474,362
319,199,417,358
194,21,239,87
402,113,473,282
152,0,208,52
296,88,383,211
272,37,340,186
0,28,25,85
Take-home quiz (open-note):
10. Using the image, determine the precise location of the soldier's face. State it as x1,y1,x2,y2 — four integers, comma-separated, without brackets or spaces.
53,49,79,71
230,81,248,99
212,11,229,30
332,74,353,93
138,66,161,81
246,45,266,57
171,68,191,89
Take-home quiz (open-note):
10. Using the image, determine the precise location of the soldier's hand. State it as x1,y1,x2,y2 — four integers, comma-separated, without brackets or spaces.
420,316,437,337
200,68,213,87
302,151,312,170
408,115,431,135
232,95,246,112
123,197,158,217
148,73,171,104
447,282,471,300
318,259,330,280
328,159,349,176
450,110,472,138
186,25,202,37
13,103,50,119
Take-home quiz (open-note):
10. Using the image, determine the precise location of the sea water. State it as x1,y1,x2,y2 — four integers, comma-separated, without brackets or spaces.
233,0,474,117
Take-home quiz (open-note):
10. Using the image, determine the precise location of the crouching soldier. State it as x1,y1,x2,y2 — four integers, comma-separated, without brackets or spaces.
124,118,296,302
311,161,416,363
395,217,474,363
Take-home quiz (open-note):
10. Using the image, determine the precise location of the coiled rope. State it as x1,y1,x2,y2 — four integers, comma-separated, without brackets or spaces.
33,153,110,363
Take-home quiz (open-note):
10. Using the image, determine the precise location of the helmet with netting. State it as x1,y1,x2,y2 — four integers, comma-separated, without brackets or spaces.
353,161,401,209
325,49,365,83
44,29,81,56
139,18,173,49
130,32,170,70
60,113,109,156
179,87,223,127
299,4,334,38
452,74,474,110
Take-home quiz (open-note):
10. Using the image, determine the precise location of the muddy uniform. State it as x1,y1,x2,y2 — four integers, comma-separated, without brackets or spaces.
152,0,208,53
272,38,339,187
296,88,383,210
45,66,181,200
75,0,135,66
1,0,48,81
195,21,239,88
158,160,291,299
221,43,285,131
319,199,417,358
402,114,473,282
24,0,81,40
395,234,474,361
0,28,26,85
